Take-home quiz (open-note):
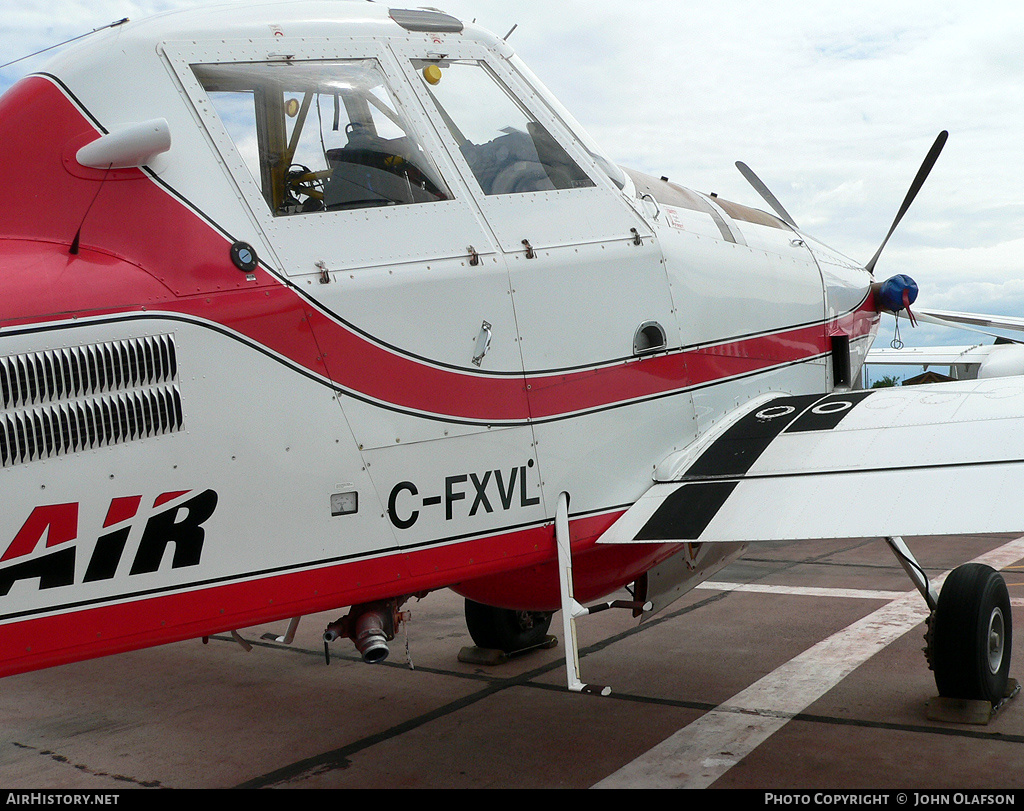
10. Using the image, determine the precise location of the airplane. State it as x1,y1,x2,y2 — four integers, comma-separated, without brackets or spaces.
866,310,1024,383
0,0,1020,709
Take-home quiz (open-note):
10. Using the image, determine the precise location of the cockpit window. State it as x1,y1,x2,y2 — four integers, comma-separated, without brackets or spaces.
412,59,595,196
193,60,451,215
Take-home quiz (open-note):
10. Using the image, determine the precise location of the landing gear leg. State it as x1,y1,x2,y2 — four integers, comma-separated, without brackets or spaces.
886,537,1016,713
885,536,937,611
552,492,650,695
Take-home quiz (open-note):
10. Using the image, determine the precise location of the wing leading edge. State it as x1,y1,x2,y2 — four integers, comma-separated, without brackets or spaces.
600,378,1024,546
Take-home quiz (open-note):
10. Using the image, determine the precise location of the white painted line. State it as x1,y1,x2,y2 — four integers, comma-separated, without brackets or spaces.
698,580,1024,607
593,537,1024,790
698,581,909,600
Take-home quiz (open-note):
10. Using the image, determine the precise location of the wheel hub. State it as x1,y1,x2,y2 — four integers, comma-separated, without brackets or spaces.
516,611,537,631
988,607,1005,674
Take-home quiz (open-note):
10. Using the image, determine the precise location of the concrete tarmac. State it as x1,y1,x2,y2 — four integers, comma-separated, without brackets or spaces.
3,533,1024,790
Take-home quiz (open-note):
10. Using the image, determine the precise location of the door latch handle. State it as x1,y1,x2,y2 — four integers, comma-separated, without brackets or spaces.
472,321,492,367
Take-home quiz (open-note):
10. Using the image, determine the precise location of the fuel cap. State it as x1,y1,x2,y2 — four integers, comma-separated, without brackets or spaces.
230,241,258,272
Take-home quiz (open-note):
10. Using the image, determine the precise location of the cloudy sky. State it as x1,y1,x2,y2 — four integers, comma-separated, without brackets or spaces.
4,0,1024,354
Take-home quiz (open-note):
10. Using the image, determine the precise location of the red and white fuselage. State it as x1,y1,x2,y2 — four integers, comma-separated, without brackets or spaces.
0,2,875,677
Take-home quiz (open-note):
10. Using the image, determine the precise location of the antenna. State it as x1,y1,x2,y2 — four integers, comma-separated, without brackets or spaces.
0,19,129,71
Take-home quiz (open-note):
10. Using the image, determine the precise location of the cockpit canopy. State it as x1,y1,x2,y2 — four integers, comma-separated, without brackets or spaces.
193,55,596,218
195,60,451,215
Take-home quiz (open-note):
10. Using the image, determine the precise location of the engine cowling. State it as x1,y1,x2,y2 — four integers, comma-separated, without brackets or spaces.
978,344,1024,379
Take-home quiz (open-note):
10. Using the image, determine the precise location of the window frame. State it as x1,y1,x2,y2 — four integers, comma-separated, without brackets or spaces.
410,56,597,197
390,38,651,252
193,58,453,217
162,38,494,276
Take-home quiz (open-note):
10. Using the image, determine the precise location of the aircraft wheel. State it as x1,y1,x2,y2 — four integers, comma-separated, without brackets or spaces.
931,563,1012,703
464,599,553,653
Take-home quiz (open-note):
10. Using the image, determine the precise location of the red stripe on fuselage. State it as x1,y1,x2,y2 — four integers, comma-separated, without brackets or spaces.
0,508,666,678
0,75,877,426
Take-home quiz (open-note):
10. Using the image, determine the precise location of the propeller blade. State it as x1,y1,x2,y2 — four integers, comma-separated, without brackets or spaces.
864,130,948,275
735,161,798,229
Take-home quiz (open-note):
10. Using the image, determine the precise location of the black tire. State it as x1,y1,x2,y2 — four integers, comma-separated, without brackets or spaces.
931,563,1012,703
464,599,553,653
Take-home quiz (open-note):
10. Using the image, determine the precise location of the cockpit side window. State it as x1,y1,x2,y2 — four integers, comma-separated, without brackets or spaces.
412,59,595,196
192,60,451,215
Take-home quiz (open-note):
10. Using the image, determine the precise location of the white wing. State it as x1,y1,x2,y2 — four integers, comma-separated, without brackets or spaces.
866,344,995,366
600,378,1024,545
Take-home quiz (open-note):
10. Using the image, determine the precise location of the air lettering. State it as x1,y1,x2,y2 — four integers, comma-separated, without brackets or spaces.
0,489,219,597
1,503,78,562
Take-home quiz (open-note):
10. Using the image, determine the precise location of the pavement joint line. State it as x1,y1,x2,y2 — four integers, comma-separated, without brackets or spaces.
228,539,1024,788
592,535,1024,790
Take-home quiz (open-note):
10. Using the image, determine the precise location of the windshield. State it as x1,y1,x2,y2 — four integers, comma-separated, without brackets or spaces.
193,59,451,215
412,58,595,196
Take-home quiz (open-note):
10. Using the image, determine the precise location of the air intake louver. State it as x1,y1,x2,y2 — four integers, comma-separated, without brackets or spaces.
0,335,182,466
